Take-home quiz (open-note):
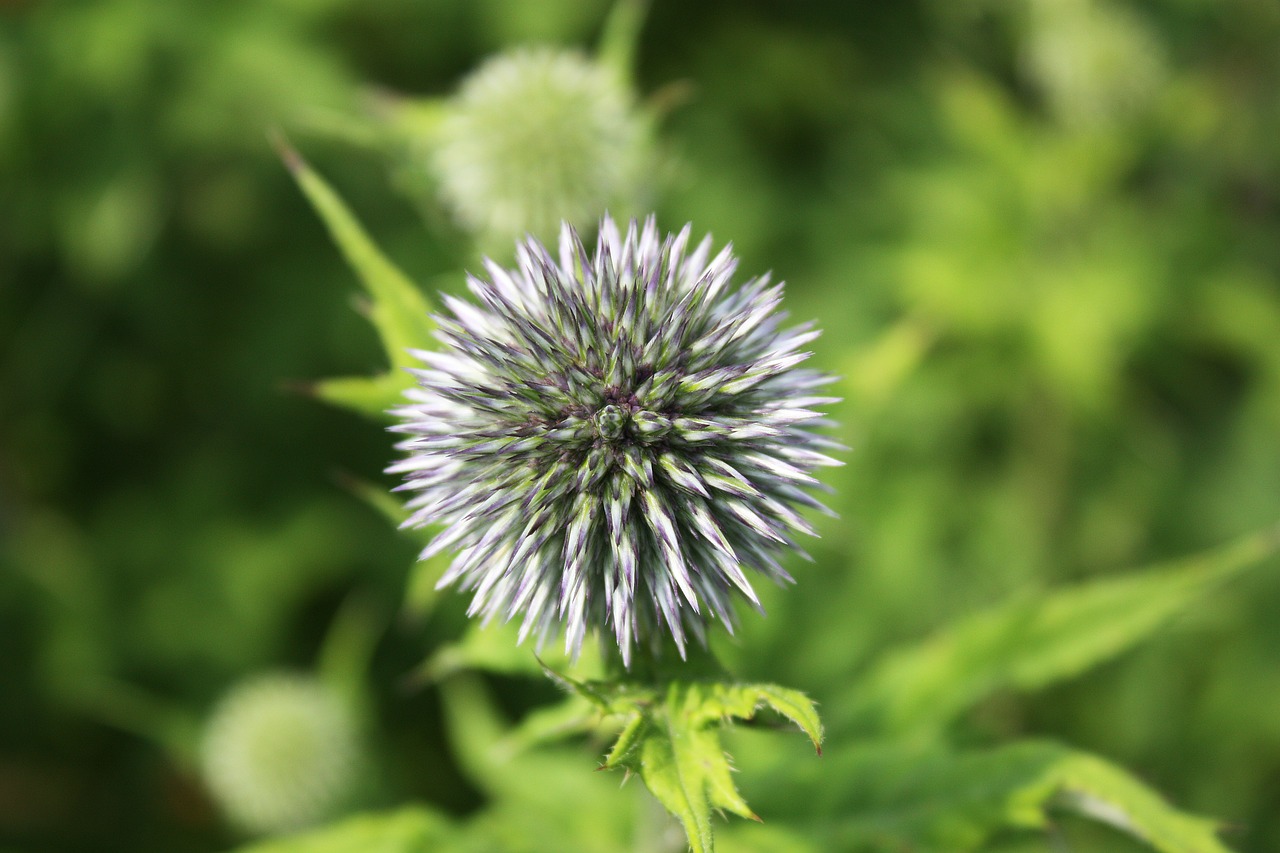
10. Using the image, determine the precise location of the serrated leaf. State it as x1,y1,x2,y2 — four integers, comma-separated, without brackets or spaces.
604,711,652,768
229,807,456,853
837,524,1280,736
277,135,433,371
747,684,824,754
586,680,822,853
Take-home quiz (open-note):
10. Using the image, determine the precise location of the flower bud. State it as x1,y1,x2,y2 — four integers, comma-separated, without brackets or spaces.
200,673,362,835
431,48,646,245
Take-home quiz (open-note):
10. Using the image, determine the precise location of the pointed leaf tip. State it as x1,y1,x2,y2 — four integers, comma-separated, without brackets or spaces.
267,127,304,174
280,143,434,381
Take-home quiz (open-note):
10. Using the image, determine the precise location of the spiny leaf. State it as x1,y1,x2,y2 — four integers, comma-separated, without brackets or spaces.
579,679,822,853
837,523,1280,736
747,684,824,754
604,712,652,768
273,131,435,422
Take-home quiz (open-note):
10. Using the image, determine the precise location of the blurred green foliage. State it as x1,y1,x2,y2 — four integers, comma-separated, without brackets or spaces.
2,0,1279,851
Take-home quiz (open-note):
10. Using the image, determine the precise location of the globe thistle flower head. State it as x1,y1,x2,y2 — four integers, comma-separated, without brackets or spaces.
389,216,841,666
431,47,645,245
200,673,363,835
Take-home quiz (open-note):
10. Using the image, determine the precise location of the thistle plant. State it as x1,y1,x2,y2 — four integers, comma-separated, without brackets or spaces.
200,673,364,835
274,135,1280,853
387,215,840,666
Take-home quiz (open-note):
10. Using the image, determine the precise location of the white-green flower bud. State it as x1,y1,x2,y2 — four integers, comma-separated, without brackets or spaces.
432,47,646,245
1022,0,1165,129
200,673,362,835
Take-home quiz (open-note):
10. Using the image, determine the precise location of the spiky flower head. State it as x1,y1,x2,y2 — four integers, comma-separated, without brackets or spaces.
431,47,645,245
389,216,840,665
200,673,362,835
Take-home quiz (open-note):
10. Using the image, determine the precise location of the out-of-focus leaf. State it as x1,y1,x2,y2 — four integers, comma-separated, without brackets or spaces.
740,738,1230,853
316,594,384,719
229,807,457,853
597,0,647,89
1049,749,1231,853
837,524,1280,737
276,135,433,372
842,316,935,410
499,692,601,753
311,372,410,422
716,822,824,853
434,674,641,849
416,619,603,682
333,472,410,530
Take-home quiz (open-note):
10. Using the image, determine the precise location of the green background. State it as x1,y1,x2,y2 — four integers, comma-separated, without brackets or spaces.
2,0,1279,850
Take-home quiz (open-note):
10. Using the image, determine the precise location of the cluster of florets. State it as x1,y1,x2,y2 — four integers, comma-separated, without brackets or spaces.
389,216,839,665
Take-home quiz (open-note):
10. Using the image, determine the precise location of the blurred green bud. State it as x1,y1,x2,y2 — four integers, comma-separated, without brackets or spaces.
200,673,363,835
431,47,647,245
1022,0,1166,130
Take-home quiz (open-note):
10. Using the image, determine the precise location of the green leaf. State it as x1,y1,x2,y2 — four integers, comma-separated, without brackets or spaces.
740,739,1232,853
561,678,822,853
596,0,648,90
332,471,411,530
311,372,410,421
433,673,646,851
1048,749,1231,853
744,684,824,754
837,524,1280,736
417,620,604,682
315,593,383,719
329,473,450,617
275,133,433,372
229,807,456,853
499,692,602,754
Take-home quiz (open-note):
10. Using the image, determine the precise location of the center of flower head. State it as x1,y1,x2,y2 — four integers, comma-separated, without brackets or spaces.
593,403,628,441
